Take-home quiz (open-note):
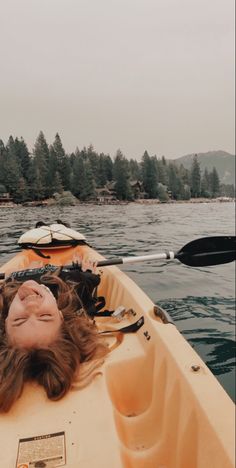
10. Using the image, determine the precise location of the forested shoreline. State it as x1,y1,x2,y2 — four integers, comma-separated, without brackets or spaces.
0,132,235,204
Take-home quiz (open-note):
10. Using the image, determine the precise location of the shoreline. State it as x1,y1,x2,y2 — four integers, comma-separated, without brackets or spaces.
133,197,235,205
0,197,235,208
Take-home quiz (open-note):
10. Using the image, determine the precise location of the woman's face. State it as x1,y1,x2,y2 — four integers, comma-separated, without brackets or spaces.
5,280,63,348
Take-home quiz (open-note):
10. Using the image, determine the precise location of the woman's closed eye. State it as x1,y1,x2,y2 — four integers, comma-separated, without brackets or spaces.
14,313,52,320
12,314,53,326
38,314,54,321
12,317,28,326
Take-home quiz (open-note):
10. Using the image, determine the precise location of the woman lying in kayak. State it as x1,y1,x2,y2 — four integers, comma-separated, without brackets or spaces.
0,260,108,412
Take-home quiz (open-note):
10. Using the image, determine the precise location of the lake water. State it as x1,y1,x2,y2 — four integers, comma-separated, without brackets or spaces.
0,202,235,401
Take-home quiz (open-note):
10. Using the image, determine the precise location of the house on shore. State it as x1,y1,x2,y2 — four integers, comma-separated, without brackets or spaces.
95,187,117,204
0,185,16,207
130,180,147,199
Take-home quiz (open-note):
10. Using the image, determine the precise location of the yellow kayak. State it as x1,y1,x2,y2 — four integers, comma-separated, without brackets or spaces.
0,224,235,468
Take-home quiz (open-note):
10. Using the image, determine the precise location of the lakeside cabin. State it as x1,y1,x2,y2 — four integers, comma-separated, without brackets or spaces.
95,180,147,203
95,187,117,204
0,184,15,207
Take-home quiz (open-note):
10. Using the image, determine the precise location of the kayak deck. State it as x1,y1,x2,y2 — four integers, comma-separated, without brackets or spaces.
0,245,235,468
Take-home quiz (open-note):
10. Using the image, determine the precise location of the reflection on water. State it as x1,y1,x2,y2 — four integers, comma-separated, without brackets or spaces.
159,296,235,401
0,202,235,400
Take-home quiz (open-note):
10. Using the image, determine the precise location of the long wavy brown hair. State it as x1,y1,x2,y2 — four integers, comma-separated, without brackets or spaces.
0,274,108,412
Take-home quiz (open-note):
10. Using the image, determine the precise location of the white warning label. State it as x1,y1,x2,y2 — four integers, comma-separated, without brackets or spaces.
16,431,66,467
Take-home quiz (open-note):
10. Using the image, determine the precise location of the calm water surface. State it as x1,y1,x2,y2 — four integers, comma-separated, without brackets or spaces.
0,202,235,400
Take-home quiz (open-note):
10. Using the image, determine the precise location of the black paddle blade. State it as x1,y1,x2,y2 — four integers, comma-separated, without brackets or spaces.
176,236,236,267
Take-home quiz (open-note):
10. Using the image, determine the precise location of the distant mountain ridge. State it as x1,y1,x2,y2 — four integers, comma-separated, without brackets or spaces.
173,150,235,185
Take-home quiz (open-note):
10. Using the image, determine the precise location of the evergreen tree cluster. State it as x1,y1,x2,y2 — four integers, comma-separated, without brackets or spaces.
0,133,234,203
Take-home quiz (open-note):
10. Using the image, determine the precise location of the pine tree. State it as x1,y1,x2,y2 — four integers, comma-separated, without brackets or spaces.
129,159,141,180
141,151,158,198
156,158,169,186
177,164,191,200
47,146,58,197
201,168,211,198
87,144,99,182
0,183,7,194
29,161,45,201
14,177,29,203
61,156,71,191
53,171,64,194
96,155,107,187
71,155,86,198
0,139,5,155
80,160,96,201
113,150,132,200
168,163,180,199
103,154,113,181
4,136,21,195
0,140,7,185
190,154,201,198
209,167,220,198
220,184,235,198
14,137,31,182
179,164,190,186
161,155,167,166
52,133,71,190
33,131,50,198
182,184,191,200
95,153,114,187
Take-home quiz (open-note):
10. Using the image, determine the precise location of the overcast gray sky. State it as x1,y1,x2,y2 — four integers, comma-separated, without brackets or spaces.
0,0,235,160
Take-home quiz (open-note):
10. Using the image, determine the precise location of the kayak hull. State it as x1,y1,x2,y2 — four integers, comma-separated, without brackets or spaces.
0,242,235,468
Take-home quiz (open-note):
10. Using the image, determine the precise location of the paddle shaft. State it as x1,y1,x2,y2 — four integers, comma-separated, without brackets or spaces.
0,253,175,280
97,248,235,267
0,236,235,280
96,236,235,267
97,251,175,266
